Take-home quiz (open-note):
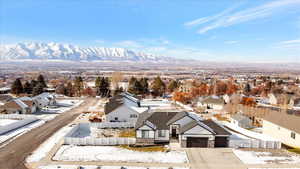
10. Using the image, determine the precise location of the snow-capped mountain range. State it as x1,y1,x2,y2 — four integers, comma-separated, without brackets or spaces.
0,42,168,61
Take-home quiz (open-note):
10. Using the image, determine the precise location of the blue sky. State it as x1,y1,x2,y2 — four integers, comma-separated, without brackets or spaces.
1,0,300,62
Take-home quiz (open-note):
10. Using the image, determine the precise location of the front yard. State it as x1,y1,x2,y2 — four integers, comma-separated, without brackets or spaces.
233,148,300,164
52,145,188,164
39,165,189,169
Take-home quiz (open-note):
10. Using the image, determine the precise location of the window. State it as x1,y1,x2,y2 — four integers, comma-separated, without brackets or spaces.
130,114,137,118
158,130,165,137
141,130,149,138
291,132,296,139
114,117,118,121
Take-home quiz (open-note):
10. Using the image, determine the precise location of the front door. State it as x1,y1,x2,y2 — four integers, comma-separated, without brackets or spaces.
171,126,177,138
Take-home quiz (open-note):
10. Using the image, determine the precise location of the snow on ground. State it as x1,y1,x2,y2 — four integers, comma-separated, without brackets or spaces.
0,120,45,146
0,119,19,126
41,100,83,114
26,125,73,162
53,145,188,164
222,121,278,141
233,149,300,164
249,168,300,169
39,165,189,169
88,100,105,111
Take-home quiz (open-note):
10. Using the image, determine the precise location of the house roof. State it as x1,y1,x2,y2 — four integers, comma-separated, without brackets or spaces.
135,110,179,130
166,111,203,125
179,120,216,134
200,96,225,105
264,110,300,134
202,120,231,135
104,95,124,115
0,94,13,102
231,114,251,121
166,111,188,125
4,100,25,110
179,120,231,136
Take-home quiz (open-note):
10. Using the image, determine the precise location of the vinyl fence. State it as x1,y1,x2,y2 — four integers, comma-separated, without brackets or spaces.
0,117,39,135
229,139,281,149
90,122,135,129
64,137,136,146
64,123,136,145
0,114,36,120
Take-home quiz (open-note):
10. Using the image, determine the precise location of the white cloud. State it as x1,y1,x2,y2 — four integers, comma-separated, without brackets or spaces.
277,39,300,49
224,40,238,44
281,39,300,44
185,0,300,34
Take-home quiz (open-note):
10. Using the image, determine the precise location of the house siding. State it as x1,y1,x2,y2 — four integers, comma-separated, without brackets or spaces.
263,120,300,148
106,105,139,123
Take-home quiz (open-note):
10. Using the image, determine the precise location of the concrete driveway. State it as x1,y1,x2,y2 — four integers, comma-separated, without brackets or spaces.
186,148,247,169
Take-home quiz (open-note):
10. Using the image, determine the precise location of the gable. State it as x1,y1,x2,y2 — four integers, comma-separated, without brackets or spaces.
108,105,138,116
183,125,214,135
137,124,154,130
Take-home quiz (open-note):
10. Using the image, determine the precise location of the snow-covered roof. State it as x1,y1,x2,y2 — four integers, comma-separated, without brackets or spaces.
15,99,29,109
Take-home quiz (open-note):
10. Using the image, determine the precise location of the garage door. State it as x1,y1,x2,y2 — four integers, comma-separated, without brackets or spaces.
214,137,228,147
186,137,208,148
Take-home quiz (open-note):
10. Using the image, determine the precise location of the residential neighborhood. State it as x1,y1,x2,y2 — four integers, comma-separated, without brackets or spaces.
1,0,300,169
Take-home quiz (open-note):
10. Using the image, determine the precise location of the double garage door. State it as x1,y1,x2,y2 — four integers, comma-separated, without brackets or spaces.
186,137,228,148
186,137,208,148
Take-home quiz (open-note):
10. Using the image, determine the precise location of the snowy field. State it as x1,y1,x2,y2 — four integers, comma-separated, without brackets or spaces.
39,165,189,169
233,149,300,164
26,125,73,162
53,145,188,164
0,119,19,126
0,120,45,146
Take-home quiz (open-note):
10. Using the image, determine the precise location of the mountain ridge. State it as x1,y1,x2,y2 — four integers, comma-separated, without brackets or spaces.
0,42,171,61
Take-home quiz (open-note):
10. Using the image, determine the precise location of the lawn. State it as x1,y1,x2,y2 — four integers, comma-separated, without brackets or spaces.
118,129,136,137
119,145,168,152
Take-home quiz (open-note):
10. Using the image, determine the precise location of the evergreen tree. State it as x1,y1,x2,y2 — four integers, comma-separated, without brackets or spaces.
30,79,38,89
128,77,137,94
23,81,32,94
151,76,165,96
11,78,23,95
37,74,47,88
74,76,84,96
95,76,101,88
32,83,44,96
66,82,74,97
244,83,251,95
56,84,67,95
167,80,178,93
140,78,149,94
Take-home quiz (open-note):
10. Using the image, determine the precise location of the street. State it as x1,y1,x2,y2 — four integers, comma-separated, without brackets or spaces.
0,98,97,169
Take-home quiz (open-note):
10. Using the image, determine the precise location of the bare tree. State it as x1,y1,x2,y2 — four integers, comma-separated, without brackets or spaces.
111,72,123,90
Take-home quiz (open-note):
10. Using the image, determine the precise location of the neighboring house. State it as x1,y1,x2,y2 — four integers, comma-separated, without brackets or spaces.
263,110,300,148
179,81,193,93
223,94,230,104
19,97,37,113
230,113,253,129
104,93,147,123
135,110,231,148
33,92,56,109
289,97,300,109
197,96,225,110
0,87,11,94
268,93,293,106
2,98,36,114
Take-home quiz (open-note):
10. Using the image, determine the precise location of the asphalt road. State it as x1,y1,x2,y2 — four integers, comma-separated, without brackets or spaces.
0,98,97,169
